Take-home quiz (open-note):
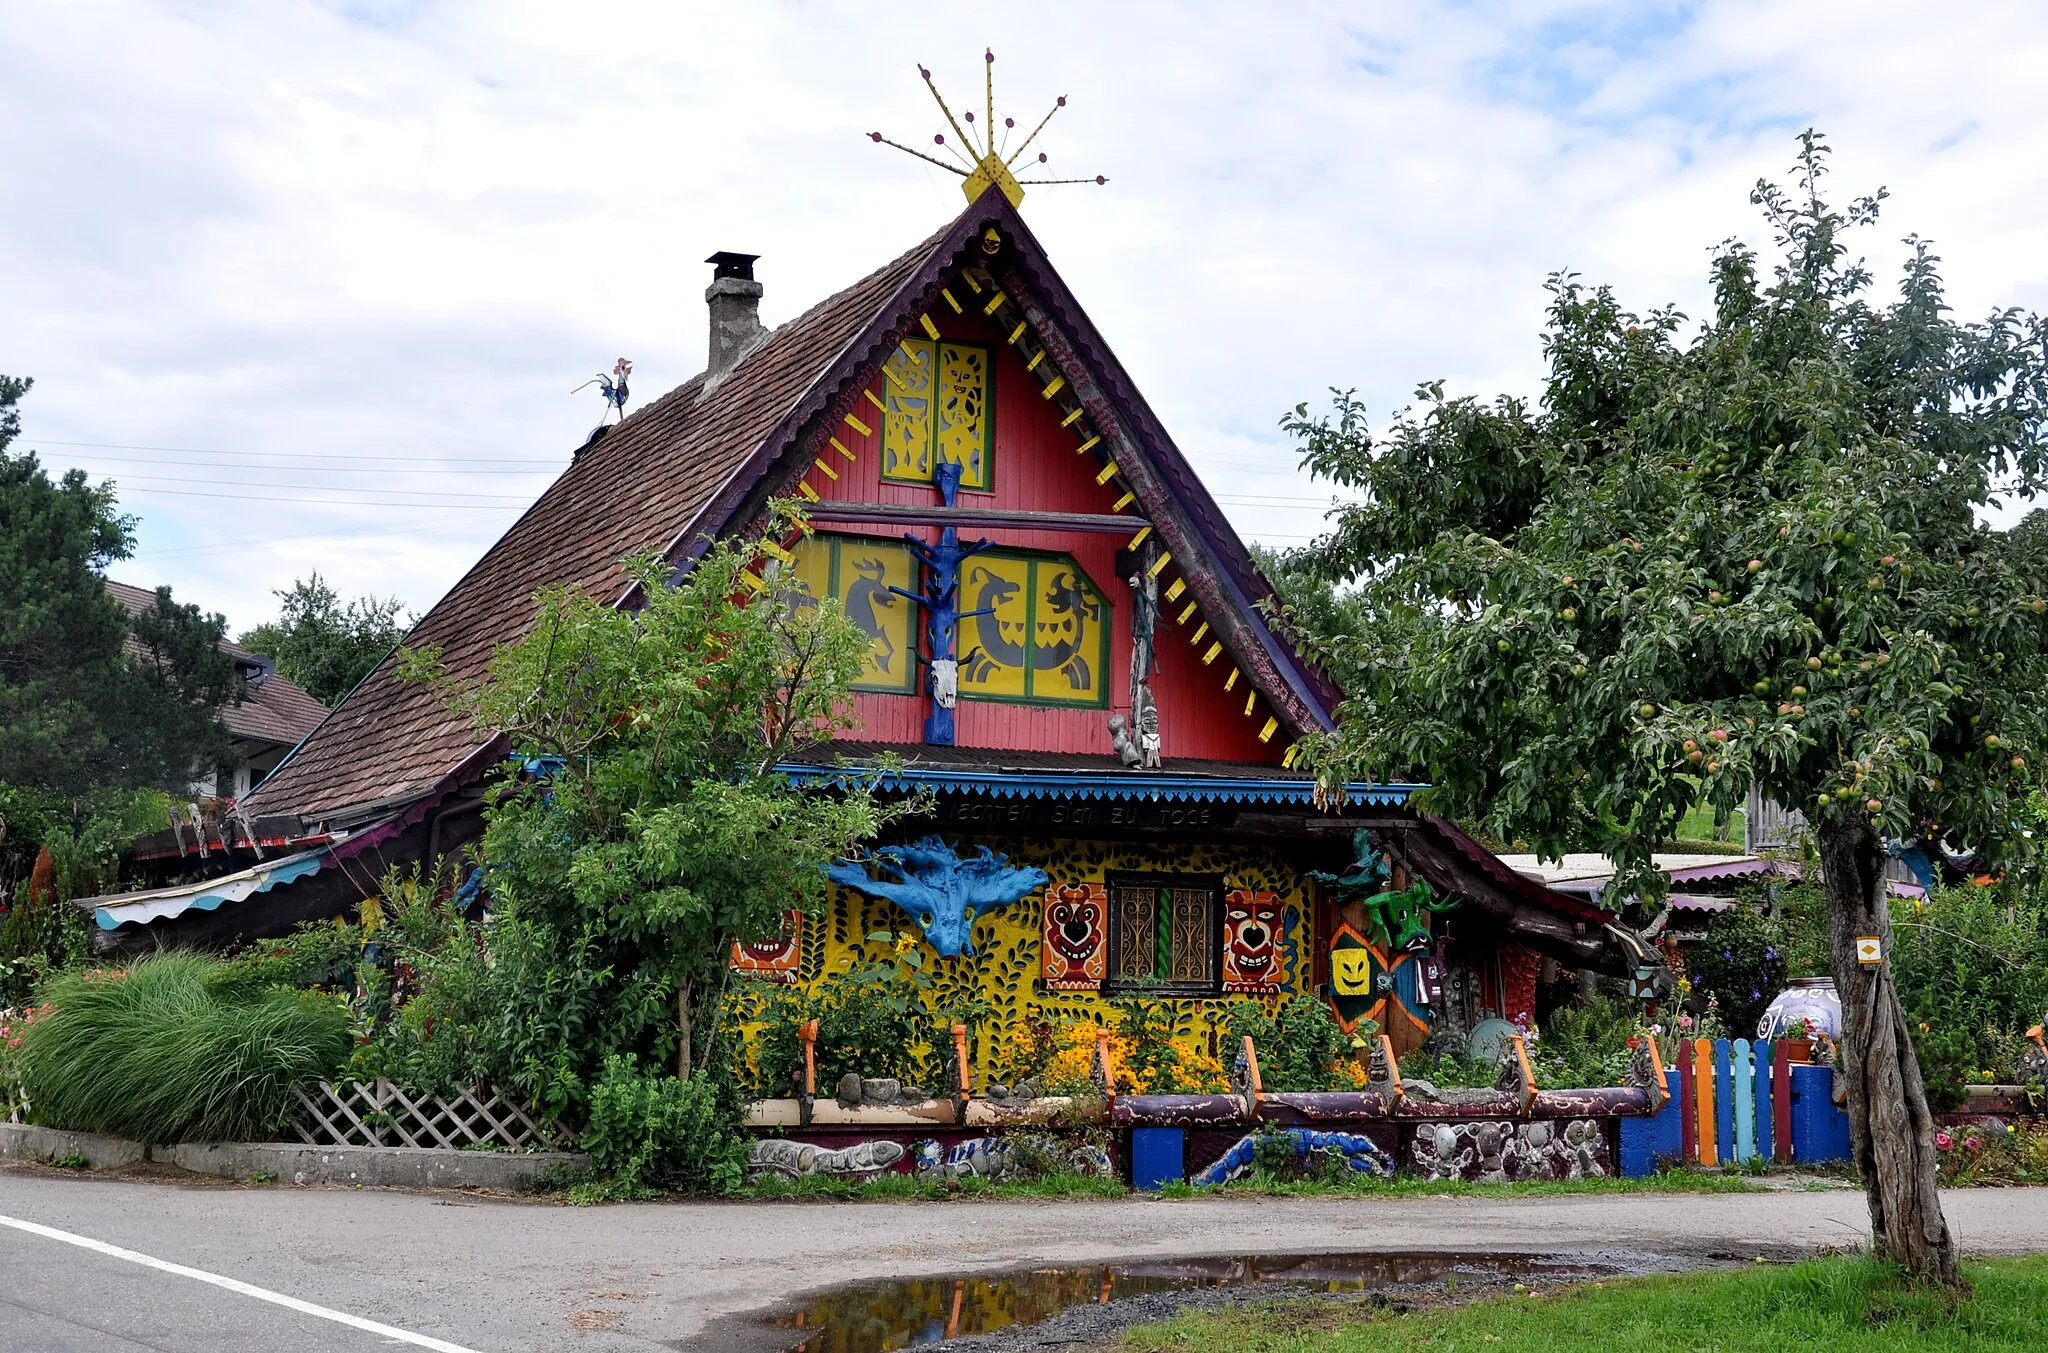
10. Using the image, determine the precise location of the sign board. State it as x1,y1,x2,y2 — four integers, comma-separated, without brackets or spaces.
1855,935,1883,968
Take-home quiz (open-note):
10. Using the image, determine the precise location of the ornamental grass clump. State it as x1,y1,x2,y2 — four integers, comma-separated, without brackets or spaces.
19,952,349,1144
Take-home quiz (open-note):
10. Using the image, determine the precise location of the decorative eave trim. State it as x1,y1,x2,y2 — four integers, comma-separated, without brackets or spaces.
775,761,1418,806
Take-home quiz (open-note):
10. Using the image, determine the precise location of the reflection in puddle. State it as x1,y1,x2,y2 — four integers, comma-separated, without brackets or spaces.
767,1253,1586,1352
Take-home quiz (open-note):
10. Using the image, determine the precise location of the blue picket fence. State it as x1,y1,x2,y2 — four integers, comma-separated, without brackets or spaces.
1619,1037,1850,1176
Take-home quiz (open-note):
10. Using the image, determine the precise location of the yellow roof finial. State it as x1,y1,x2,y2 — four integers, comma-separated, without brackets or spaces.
867,50,1107,209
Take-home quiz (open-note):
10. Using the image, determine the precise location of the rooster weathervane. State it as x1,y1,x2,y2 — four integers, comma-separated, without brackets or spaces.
869,50,1106,209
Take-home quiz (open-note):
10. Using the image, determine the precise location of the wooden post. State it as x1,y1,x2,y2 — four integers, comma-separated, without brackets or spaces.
1772,1040,1795,1163
1694,1037,1717,1167
1678,1038,1696,1163
1733,1040,1755,1165
799,1019,818,1097
1508,1032,1537,1114
952,1023,972,1097
1094,1028,1116,1110
1754,1039,1774,1162
1643,1031,1671,1114
1241,1035,1264,1106
1377,1032,1404,1106
1715,1038,1735,1163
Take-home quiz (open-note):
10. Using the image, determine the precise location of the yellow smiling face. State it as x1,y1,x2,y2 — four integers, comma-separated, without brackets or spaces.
1330,945,1376,997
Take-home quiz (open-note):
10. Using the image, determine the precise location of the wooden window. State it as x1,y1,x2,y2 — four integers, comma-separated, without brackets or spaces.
955,550,1110,708
881,337,993,491
1105,873,1222,996
787,533,919,694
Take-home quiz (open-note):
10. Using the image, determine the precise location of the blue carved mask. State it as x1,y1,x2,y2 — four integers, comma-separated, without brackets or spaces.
824,835,1049,958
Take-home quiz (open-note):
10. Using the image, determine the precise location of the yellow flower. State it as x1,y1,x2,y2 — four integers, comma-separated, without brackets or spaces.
893,933,918,956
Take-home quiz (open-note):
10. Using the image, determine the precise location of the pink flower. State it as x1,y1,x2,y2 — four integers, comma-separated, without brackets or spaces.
1936,1132,1952,1152
1679,1015,1696,1030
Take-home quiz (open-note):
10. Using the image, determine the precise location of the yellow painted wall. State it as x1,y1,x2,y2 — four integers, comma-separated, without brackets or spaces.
733,835,1314,1091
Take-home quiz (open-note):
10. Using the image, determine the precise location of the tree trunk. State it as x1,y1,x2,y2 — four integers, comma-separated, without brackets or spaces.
677,974,693,1082
1815,816,1958,1284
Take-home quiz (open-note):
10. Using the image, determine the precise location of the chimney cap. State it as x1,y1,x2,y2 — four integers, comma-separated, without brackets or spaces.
706,251,761,281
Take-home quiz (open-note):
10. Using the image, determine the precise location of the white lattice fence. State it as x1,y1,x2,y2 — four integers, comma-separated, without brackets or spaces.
293,1080,563,1150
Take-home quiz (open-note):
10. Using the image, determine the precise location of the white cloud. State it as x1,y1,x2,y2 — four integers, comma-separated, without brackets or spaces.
3,0,2046,630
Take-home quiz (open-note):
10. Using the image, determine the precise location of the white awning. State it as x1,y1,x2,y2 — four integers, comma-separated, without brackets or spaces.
88,847,329,931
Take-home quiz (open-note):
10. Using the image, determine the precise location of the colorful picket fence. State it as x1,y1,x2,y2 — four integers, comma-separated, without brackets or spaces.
1618,1037,1851,1175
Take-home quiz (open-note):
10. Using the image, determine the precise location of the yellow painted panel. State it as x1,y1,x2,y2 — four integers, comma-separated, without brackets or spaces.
793,534,917,693
936,341,991,490
1030,558,1105,704
882,340,935,483
958,552,1032,699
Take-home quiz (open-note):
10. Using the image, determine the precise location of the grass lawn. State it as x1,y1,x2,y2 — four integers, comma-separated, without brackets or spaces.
1120,1256,2048,1352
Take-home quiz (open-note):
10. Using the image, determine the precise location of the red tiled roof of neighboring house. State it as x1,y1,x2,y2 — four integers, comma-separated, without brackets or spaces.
244,227,954,821
104,578,328,750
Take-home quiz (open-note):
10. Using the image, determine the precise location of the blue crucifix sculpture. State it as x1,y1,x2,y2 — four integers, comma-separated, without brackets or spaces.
889,460,994,745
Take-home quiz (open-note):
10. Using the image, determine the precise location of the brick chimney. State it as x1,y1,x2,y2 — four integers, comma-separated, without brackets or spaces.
705,251,765,379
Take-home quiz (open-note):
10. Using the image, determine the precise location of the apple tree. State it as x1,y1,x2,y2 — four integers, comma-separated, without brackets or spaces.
1280,135,2048,1283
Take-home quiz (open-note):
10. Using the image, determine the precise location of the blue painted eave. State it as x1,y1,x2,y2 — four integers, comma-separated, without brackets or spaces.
775,762,1420,807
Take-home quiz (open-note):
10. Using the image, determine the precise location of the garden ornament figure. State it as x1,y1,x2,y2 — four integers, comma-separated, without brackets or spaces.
823,835,1048,957
1307,830,1457,951
572,358,632,442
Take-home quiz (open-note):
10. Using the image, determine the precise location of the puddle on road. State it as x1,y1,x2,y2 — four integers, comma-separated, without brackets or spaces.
708,1252,1607,1353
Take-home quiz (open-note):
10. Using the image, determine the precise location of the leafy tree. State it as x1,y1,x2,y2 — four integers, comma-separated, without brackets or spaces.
240,572,408,705
403,512,897,1119
1279,134,2048,1282
0,375,241,907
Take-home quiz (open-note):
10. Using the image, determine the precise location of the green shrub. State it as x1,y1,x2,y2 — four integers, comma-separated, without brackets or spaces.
1531,994,1639,1088
1222,996,1358,1091
578,1056,748,1197
1685,901,1788,1037
19,953,349,1144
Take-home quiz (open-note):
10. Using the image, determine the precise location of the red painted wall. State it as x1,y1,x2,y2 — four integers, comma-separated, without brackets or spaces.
803,302,1276,765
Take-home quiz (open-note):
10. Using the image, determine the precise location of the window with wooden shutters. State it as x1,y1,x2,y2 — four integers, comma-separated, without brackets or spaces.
1103,873,1222,996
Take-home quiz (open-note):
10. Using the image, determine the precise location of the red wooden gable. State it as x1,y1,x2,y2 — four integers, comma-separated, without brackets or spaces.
794,298,1277,763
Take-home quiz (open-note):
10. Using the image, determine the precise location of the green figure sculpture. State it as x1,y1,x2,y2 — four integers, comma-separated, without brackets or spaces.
1307,830,1458,952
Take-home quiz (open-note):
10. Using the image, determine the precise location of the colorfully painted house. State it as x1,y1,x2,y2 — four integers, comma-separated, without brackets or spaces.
86,184,1655,1081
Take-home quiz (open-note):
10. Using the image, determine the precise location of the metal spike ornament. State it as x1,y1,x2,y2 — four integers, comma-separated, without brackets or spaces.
868,50,1107,208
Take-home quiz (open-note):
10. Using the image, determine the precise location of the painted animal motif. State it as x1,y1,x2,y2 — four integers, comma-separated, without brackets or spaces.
1192,1128,1394,1187
959,565,1097,689
1221,888,1282,993
913,1135,1115,1182
823,836,1049,958
1036,568,1094,691
960,566,1025,682
841,556,899,674
1040,882,1107,990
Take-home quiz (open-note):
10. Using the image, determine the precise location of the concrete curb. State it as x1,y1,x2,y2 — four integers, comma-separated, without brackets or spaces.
1,1123,586,1191
0,1123,147,1169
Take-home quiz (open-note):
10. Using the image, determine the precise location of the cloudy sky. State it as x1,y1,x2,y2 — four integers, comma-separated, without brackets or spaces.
4,1,2046,636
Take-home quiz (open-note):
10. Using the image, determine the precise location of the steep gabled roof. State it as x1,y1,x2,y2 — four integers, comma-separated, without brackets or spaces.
248,198,1335,822
105,578,327,751
246,229,949,820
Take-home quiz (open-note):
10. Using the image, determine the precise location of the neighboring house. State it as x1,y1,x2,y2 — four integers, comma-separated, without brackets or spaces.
105,579,328,800
79,190,1658,1048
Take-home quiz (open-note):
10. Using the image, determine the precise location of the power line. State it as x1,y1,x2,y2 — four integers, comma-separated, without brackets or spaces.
135,508,524,561
29,438,568,468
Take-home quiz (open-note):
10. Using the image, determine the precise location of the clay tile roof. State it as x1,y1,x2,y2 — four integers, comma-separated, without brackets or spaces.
244,226,952,821
104,578,327,751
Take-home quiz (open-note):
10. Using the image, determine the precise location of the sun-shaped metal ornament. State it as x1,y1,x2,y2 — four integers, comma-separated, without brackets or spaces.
869,49,1106,208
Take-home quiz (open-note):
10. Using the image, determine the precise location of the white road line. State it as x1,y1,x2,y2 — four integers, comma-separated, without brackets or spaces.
0,1212,486,1353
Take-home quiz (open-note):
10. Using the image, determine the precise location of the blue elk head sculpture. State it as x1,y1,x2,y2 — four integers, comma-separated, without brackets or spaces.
823,835,1049,958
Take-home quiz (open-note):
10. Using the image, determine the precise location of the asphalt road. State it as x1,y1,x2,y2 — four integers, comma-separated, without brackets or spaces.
5,1165,2048,1352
